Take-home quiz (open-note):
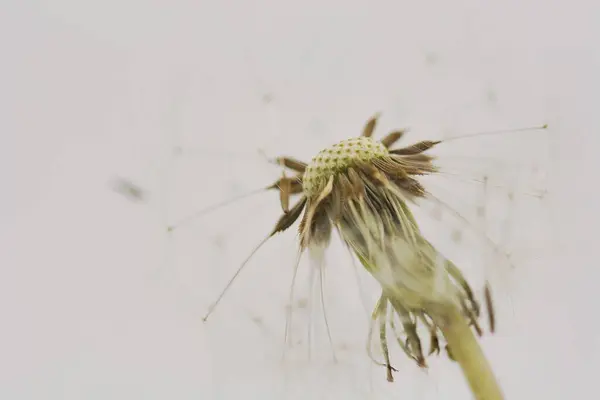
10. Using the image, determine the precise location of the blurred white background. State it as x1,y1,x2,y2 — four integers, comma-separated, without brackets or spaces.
3,1,599,399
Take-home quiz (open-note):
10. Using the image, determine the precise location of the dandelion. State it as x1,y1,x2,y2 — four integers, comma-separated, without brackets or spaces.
295,115,502,399
169,113,548,400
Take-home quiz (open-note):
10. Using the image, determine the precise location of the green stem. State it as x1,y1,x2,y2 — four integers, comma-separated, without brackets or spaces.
435,305,504,400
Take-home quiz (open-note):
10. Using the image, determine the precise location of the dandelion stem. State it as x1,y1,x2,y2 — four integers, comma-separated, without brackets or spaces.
435,304,504,400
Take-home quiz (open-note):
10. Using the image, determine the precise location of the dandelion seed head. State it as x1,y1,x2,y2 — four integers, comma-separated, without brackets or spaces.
303,137,388,196
183,112,534,384
289,114,488,374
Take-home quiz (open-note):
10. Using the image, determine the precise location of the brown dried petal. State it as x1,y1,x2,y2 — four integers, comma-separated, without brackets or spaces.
391,140,441,155
362,113,380,137
275,157,307,173
271,196,307,235
279,176,291,213
380,130,405,148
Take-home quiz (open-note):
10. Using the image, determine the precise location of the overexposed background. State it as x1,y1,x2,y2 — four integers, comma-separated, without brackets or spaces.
3,1,599,399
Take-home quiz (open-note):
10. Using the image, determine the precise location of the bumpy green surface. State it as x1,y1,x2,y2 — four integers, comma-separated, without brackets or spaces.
302,137,388,196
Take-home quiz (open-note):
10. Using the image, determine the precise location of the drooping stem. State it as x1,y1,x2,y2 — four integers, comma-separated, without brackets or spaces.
434,304,504,400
